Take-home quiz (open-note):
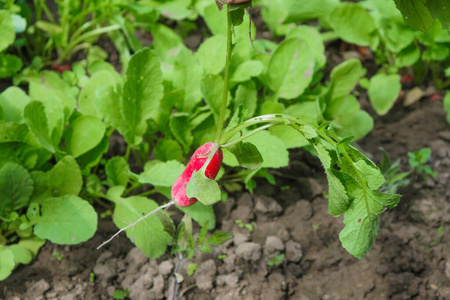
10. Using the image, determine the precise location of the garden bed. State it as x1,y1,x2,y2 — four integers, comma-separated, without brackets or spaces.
2,99,449,300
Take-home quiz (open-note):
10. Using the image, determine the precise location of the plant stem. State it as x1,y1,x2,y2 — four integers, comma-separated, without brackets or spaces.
59,24,121,62
124,144,131,162
214,8,233,144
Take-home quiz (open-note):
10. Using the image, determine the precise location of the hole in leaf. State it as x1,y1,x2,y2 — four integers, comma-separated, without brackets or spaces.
333,163,341,171
358,218,362,223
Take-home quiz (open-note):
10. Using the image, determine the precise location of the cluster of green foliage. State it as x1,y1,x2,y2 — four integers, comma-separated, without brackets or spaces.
259,0,450,116
5,0,446,280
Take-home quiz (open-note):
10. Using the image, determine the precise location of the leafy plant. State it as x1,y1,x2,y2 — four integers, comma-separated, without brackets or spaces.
187,263,197,276
113,288,130,299
235,219,257,231
408,148,437,179
268,254,284,266
0,0,407,282
379,148,410,194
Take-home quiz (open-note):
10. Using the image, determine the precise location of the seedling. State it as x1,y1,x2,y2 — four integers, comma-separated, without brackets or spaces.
113,289,130,299
235,220,257,232
50,249,63,261
89,272,95,283
268,254,284,266
379,148,410,194
408,148,437,179
218,254,227,260
187,263,197,276
427,226,444,248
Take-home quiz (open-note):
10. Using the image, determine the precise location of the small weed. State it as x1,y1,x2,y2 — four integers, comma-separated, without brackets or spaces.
50,249,63,261
427,226,444,248
113,288,130,299
235,220,257,232
408,148,437,179
89,272,95,283
268,254,284,266
218,254,227,260
187,263,197,276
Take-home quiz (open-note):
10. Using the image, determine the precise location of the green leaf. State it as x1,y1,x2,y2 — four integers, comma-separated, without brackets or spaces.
0,11,15,52
223,104,247,137
230,60,264,83
108,189,172,258
95,86,126,132
245,131,289,168
65,116,106,158
29,171,52,204
78,70,117,118
0,54,22,78
339,190,401,259
286,25,326,70
77,134,110,170
266,38,315,100
48,156,82,197
330,3,377,47
304,132,401,258
332,110,374,140
0,87,30,123
354,160,386,190
283,0,339,23
259,0,291,36
368,74,401,115
0,247,14,280
169,113,193,154
379,20,416,53
28,71,76,120
152,24,184,64
173,47,203,112
0,143,40,170
395,43,421,68
35,20,62,35
325,59,366,104
230,7,245,26
444,91,450,123
0,122,29,143
106,157,131,187
207,231,233,246
0,163,34,216
269,125,310,149
18,236,46,258
154,139,184,162
200,73,226,122
228,142,263,170
186,170,221,206
234,81,257,118
8,244,33,265
178,201,216,230
122,48,164,145
394,0,435,32
138,160,185,187
33,195,97,244
24,101,55,152
426,0,450,30
198,244,212,253
196,35,226,75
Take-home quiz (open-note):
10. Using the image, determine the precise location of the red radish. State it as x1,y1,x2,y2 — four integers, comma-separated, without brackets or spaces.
51,64,71,73
171,142,223,207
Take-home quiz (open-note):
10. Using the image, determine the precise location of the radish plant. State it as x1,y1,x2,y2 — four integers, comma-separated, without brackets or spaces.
0,0,409,282
97,1,401,260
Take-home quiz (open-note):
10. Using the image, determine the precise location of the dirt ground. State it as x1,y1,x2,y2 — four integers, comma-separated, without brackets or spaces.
1,95,450,300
